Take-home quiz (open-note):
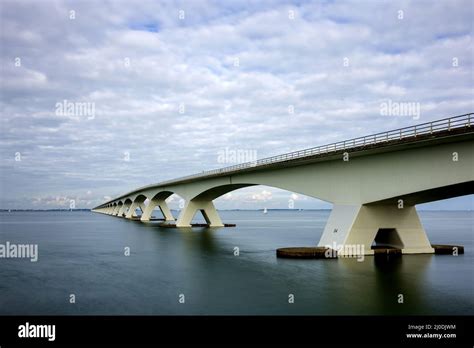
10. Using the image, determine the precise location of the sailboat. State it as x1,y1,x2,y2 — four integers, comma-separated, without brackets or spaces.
263,208,268,214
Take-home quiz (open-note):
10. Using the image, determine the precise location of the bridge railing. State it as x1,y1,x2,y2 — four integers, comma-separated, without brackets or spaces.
155,113,472,186
99,113,472,205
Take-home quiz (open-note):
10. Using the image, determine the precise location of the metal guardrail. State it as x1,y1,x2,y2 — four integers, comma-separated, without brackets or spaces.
98,112,473,207
157,113,473,185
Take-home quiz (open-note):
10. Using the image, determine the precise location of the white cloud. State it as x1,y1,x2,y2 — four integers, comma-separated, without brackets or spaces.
251,190,272,202
0,0,472,209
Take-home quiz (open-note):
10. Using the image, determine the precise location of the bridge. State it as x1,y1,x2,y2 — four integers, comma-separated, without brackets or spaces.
92,113,474,255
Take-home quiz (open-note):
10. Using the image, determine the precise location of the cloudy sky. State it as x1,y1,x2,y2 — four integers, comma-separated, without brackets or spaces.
1,0,472,210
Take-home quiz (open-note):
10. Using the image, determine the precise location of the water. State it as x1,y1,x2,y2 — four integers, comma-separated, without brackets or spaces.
0,210,472,315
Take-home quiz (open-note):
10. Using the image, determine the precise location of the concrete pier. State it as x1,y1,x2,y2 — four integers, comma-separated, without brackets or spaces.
276,247,337,259
276,244,464,259
432,244,464,254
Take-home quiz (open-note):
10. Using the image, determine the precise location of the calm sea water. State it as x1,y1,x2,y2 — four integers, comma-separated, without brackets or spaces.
0,210,472,315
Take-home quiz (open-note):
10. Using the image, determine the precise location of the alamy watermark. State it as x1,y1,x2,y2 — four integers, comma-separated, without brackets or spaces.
380,99,420,120
0,241,38,262
18,322,55,341
325,242,365,262
217,147,257,165
55,99,95,120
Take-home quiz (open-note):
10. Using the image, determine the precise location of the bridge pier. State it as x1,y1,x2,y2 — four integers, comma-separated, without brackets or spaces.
176,200,224,227
113,205,122,216
138,203,147,217
112,205,120,215
318,204,434,256
141,199,174,221
125,201,141,219
118,203,128,217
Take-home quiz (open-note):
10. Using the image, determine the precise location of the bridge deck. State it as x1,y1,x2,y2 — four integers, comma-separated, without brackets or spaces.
95,113,473,207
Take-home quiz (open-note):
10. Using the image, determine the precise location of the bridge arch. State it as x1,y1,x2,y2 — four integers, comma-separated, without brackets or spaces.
110,202,118,215
114,201,124,216
192,184,258,201
121,194,149,219
120,198,133,217
139,190,176,222
174,182,327,227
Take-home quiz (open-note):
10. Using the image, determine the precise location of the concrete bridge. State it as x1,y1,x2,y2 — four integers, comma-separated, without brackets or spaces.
93,113,474,255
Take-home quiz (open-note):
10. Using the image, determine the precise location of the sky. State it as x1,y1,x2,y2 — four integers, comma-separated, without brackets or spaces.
0,0,473,210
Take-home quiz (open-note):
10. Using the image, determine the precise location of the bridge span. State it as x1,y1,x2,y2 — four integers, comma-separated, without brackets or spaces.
93,113,474,255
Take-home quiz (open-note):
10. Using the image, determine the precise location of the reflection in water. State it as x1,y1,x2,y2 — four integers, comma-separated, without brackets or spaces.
0,210,472,315
180,228,220,254
313,253,434,315
373,255,434,314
